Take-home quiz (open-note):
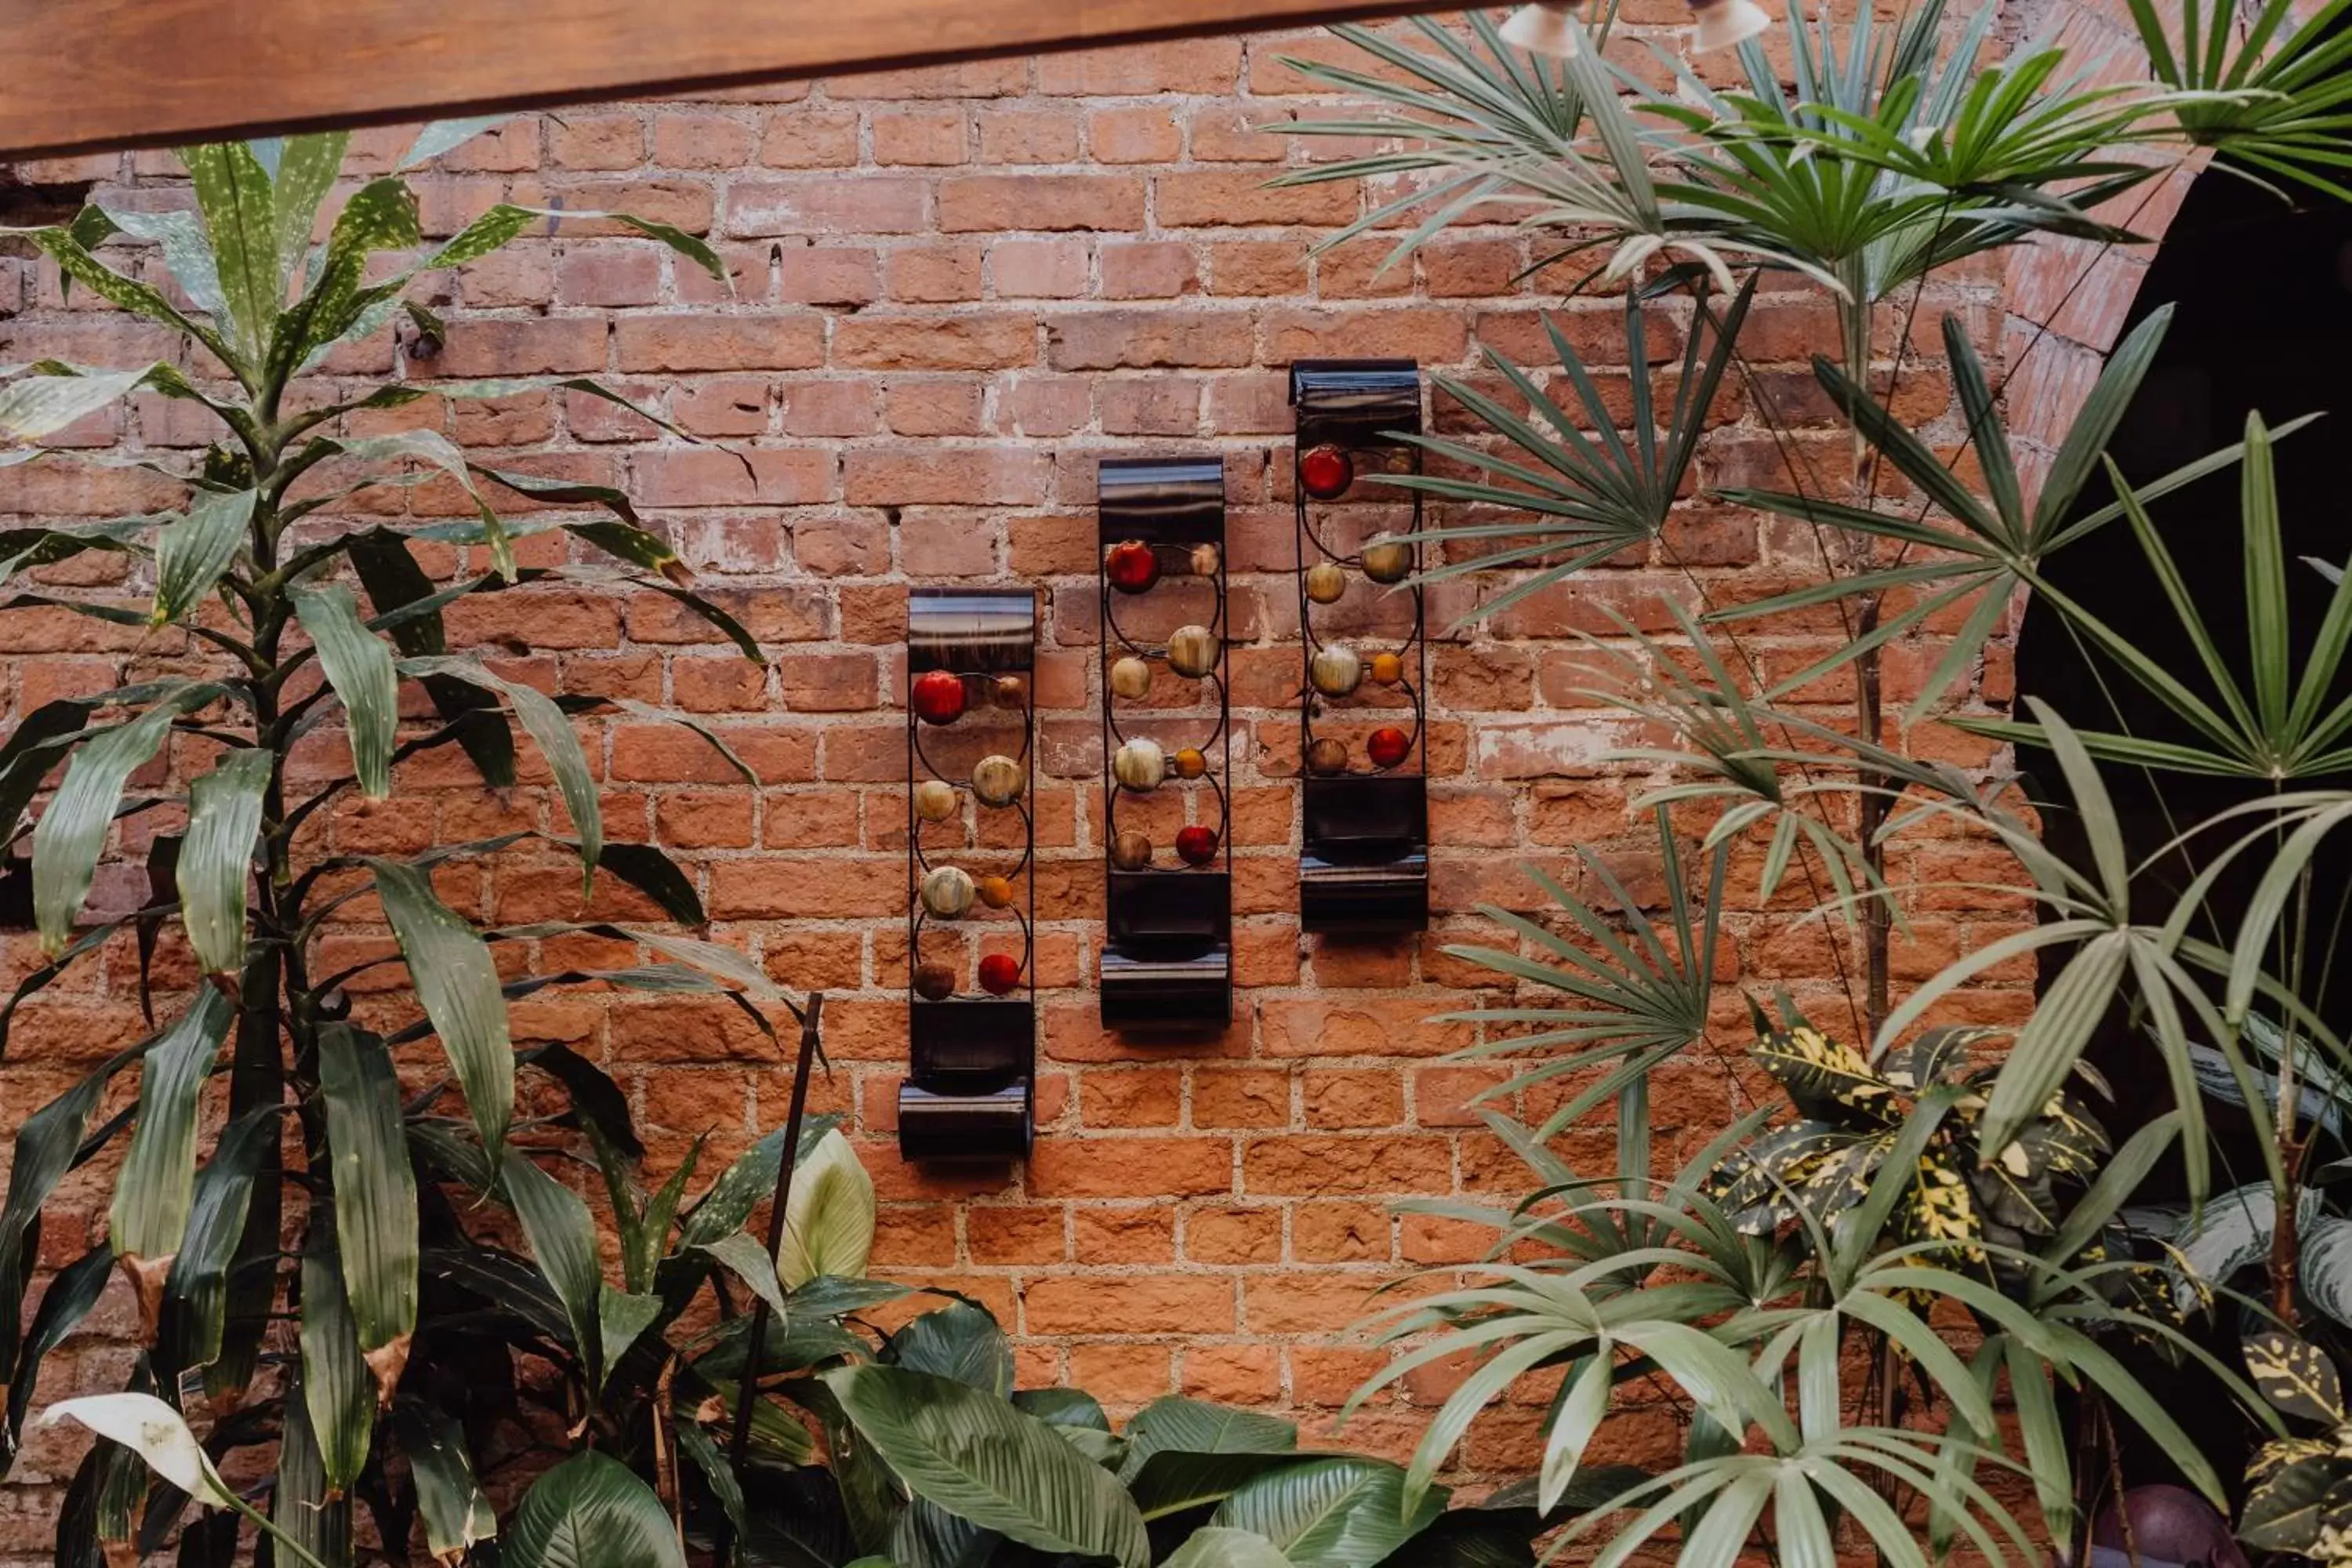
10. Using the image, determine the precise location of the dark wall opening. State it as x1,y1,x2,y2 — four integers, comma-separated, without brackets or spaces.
2016,168,2352,1484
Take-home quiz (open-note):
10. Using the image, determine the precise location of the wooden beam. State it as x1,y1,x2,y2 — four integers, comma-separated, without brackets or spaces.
1,0,1431,165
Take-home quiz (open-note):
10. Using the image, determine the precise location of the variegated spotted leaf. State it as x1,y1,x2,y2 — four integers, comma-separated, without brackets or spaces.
2246,1330,2347,1425
2241,1453,2339,1552
1751,1025,1896,1122
1786,1131,1898,1226
1713,1123,1873,1233
1904,1145,1984,1264
1878,1025,1996,1090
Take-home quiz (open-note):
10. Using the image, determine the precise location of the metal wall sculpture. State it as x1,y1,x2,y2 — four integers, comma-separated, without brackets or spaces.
1290,359,1430,934
1098,457,1233,1029
901,587,1037,1160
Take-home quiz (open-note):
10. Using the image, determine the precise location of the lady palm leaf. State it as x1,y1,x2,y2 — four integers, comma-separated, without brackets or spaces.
1957,416,2352,777
2121,0,2352,201
1372,278,1751,630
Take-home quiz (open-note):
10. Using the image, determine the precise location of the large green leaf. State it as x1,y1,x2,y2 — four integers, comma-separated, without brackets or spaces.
1,1245,107,1472
677,1115,842,1250
400,655,599,888
1161,1530,1298,1568
33,700,182,956
0,363,175,441
396,1408,497,1563
151,482,256,627
318,1023,419,1396
294,584,398,800
270,133,351,290
1129,1453,1319,1523
1212,1457,1443,1568
176,747,269,978
158,1105,277,1377
109,987,236,1323
300,1214,376,1494
370,857,513,1159
824,1363,1152,1568
1120,1397,1298,1480
2300,1215,2352,1332
0,1071,103,1414
779,1128,877,1290
887,1301,1011,1397
503,1151,609,1394
506,1450,685,1568
178,142,280,359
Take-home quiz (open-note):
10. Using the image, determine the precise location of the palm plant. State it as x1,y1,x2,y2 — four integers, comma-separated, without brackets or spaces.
0,128,832,1565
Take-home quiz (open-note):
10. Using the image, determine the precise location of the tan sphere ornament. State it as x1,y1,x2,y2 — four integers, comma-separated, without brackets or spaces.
1305,561,1348,604
1306,737,1349,776
1113,738,1167,793
1189,542,1221,578
1166,625,1219,680
920,866,977,920
1172,746,1208,780
1110,830,1153,871
1360,538,1414,585
990,673,1029,710
1311,644,1364,699
1109,655,1153,700
971,754,1026,808
912,779,960,822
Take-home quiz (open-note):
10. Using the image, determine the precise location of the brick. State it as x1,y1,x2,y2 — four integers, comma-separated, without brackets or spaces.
1047,309,1254,369
834,314,1035,370
1037,38,1242,94
874,107,969,166
989,239,1088,299
1025,1276,1234,1335
632,448,833,506
1088,107,1182,165
938,175,1146,233
756,106,861,169
728,177,927,234
613,314,824,372
1100,241,1199,299
844,448,1051,506
979,107,1083,165
1155,170,1357,228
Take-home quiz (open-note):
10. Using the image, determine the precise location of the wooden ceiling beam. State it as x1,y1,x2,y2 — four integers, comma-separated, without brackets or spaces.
0,0,1432,165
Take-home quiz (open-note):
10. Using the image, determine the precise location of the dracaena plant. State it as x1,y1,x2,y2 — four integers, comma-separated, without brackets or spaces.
0,126,833,1567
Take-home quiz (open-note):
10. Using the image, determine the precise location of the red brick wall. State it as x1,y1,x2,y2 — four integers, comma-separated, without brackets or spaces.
0,16,2092,1505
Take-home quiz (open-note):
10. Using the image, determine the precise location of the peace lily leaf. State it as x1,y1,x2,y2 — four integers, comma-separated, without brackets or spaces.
36,1393,230,1503
1163,1527,1298,1568
318,1023,419,1398
1211,1456,1445,1568
779,1127,877,1290
824,1363,1152,1568
294,583,398,799
176,748,269,977
506,1450,685,1568
370,857,514,1160
887,1301,1012,1398
110,987,236,1331
1120,1396,1298,1480
677,1114,843,1250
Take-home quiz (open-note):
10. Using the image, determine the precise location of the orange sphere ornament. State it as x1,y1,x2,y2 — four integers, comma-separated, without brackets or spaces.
976,874,1015,909
1369,652,1404,686
1172,746,1208,780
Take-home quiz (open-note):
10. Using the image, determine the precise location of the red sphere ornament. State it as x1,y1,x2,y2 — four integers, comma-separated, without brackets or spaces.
978,953,1022,996
911,669,967,726
1299,443,1354,501
1367,726,1412,769
1175,826,1220,866
1105,539,1161,594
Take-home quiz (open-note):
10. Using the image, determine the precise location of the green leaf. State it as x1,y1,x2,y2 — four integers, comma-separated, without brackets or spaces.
506,1450,685,1568
2241,1456,2333,1551
1120,1396,1298,1481
294,584,398,800
179,142,280,358
2300,1215,2352,1334
0,362,172,441
887,1301,1012,1397
1212,1456,1444,1568
176,748,269,978
503,1150,608,1394
395,1408,497,1563
110,988,236,1313
823,1363,1152,1568
1129,1453,1318,1523
318,1023,419,1395
33,699,181,956
678,1115,842,1250
4,1247,106,1466
599,1282,663,1380
0,1071,103,1413
158,1105,277,1377
300,1211,376,1494
151,486,257,626
697,1231,789,1321
272,133,351,291
370,857,513,1160
399,655,599,890
276,1360,354,1567
1163,1528,1298,1568
401,118,515,170
779,1127,877,1290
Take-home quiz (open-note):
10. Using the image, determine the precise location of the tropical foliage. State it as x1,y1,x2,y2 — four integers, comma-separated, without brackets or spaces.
1279,3,2352,1563
0,127,837,1565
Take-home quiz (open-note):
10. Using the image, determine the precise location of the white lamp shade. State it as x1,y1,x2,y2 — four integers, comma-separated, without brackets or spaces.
1499,2,1583,57
1690,0,1772,51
